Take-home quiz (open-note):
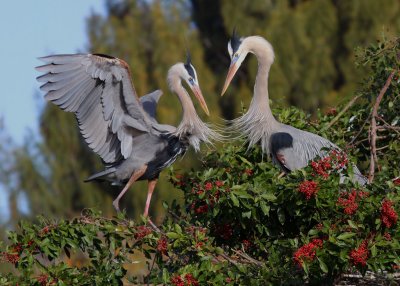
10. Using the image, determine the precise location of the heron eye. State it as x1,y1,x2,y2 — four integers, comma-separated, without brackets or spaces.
234,53,239,58
188,77,194,85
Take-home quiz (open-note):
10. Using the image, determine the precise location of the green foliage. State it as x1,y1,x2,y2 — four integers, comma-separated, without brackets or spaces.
1,36,400,285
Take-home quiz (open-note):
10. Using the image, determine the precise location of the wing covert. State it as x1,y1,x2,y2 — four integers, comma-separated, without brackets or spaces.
36,53,154,163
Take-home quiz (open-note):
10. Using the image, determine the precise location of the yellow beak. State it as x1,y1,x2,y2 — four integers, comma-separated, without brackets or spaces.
221,63,239,96
191,84,210,116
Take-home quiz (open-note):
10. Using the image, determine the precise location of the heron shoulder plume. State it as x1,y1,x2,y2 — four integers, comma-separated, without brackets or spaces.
167,63,222,151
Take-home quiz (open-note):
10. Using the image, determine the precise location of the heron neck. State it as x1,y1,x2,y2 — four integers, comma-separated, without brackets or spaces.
169,80,206,151
249,39,277,125
169,80,196,125
230,37,280,154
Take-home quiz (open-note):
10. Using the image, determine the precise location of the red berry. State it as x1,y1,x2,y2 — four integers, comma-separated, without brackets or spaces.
293,239,323,267
381,199,398,228
298,180,319,200
156,236,168,254
350,240,369,266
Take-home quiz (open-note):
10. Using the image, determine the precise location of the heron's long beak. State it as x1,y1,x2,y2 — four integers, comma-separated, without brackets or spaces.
221,62,239,96
191,85,210,116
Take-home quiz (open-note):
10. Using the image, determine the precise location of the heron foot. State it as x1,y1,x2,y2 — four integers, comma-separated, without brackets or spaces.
112,200,120,212
277,171,286,179
147,218,161,233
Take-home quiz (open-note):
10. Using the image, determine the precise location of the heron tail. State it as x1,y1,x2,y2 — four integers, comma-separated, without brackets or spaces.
84,167,117,182
352,165,368,186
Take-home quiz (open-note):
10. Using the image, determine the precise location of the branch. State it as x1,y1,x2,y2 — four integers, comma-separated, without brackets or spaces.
348,112,371,146
368,71,396,183
377,125,400,132
233,249,263,266
323,95,361,131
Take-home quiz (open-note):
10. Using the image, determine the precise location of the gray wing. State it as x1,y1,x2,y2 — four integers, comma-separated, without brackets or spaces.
36,54,155,163
271,125,335,171
140,90,163,120
138,90,177,134
271,125,367,185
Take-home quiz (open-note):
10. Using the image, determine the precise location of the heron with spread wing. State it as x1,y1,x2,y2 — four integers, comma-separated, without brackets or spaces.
36,53,220,216
221,32,366,185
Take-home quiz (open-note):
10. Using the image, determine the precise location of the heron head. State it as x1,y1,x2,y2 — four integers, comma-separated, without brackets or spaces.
182,52,210,116
221,29,248,96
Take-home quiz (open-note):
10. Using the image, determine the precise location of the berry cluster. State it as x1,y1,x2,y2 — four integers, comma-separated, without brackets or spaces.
293,238,324,267
381,199,398,228
242,239,252,251
170,274,199,286
36,274,57,286
189,180,226,215
213,223,233,240
337,189,368,215
298,180,319,200
186,226,208,250
1,252,20,264
311,150,348,179
134,225,152,240
350,240,369,266
157,236,168,254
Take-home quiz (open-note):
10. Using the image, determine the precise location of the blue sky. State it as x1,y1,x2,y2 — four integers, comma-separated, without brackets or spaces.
0,1,105,221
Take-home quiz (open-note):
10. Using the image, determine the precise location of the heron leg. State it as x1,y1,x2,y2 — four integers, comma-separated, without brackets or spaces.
277,171,286,179
113,165,147,212
143,178,158,218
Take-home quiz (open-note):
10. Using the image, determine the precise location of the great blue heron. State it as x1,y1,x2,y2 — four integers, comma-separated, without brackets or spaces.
221,32,366,184
36,53,220,216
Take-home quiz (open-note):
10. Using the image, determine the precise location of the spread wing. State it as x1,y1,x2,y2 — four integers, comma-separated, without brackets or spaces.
139,90,163,120
36,53,156,164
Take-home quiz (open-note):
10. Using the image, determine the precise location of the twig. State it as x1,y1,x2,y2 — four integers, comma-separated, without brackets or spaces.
368,71,396,183
168,209,185,221
377,126,400,133
146,254,157,286
349,113,371,146
233,249,263,266
376,145,389,151
323,95,361,131
375,115,400,135
148,218,162,234
219,253,239,266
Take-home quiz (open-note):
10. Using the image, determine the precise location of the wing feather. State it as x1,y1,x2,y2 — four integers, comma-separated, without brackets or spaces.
36,53,156,164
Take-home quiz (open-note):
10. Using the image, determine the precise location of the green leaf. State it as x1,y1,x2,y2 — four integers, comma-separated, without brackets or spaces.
261,193,277,201
277,208,285,225
318,257,328,273
337,232,356,240
242,211,251,218
238,155,252,166
174,224,182,234
371,245,377,257
231,194,239,207
260,202,270,216
166,232,180,239
347,220,358,229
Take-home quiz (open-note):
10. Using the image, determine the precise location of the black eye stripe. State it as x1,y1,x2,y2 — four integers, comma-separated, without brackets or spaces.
231,38,241,54
230,29,242,55
184,64,196,80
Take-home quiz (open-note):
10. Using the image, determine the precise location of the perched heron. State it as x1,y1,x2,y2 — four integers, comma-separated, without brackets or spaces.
221,32,366,184
36,53,220,216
